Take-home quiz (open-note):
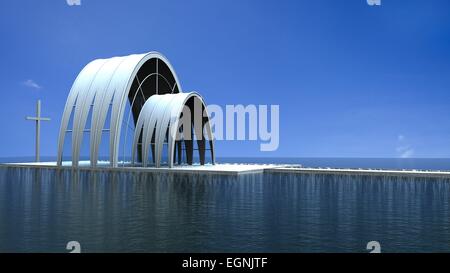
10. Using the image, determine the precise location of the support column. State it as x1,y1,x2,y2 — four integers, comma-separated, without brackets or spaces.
177,140,182,165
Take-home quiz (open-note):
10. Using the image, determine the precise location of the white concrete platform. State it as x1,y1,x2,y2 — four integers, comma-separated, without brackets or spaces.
0,161,288,175
2,162,450,178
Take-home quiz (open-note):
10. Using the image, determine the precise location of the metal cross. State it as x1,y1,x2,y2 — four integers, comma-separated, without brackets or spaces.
26,100,51,162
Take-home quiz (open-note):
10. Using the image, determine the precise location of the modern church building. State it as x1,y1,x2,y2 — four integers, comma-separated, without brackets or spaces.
57,52,215,168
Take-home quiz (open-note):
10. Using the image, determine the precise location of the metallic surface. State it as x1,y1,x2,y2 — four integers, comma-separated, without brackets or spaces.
26,100,51,162
132,92,215,168
57,52,182,167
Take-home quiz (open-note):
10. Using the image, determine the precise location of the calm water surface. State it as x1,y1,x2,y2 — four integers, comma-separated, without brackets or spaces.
1,162,450,252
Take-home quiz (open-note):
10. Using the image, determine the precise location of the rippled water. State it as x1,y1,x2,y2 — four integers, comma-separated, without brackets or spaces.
0,166,450,252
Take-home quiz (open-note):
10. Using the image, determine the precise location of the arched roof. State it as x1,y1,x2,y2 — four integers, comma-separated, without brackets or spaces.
57,52,182,167
132,92,215,168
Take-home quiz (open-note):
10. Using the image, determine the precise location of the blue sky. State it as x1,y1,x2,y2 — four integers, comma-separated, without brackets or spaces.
1,0,450,158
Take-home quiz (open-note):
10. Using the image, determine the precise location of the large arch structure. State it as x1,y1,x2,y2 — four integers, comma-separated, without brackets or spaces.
57,52,182,167
131,92,215,168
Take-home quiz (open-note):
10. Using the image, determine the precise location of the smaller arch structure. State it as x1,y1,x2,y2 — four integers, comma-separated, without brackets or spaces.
132,92,215,168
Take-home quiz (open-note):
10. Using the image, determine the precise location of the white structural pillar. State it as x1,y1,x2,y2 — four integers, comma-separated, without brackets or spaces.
26,100,51,162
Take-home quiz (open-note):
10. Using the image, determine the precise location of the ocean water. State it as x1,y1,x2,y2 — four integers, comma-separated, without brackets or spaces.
0,158,450,253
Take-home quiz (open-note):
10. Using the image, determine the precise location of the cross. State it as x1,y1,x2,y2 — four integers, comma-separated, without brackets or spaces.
26,100,51,162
